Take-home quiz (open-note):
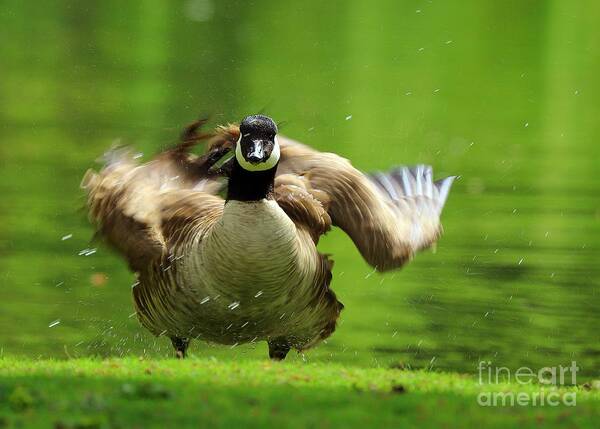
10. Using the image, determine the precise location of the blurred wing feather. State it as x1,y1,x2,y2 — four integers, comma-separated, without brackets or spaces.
82,139,226,271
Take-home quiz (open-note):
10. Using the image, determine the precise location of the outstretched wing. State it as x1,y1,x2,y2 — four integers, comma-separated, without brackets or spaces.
275,136,455,271
82,123,227,272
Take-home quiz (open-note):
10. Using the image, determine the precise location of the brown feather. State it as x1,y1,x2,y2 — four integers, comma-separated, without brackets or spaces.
274,174,331,243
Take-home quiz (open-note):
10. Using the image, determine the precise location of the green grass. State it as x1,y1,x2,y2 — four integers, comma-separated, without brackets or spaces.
0,358,598,428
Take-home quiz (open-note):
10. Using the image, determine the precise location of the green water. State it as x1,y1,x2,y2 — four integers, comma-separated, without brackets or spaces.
1,1,598,377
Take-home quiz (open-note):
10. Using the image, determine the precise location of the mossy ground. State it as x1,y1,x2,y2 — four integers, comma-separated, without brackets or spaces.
0,358,598,428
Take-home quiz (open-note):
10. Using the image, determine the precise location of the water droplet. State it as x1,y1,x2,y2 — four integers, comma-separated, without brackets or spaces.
365,268,377,279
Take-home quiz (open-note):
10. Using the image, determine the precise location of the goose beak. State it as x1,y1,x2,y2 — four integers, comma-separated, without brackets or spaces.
246,140,267,164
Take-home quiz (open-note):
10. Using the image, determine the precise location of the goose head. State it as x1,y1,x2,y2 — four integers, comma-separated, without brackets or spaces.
235,115,280,172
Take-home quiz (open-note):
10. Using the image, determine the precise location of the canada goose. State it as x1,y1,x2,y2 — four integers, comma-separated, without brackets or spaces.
82,115,455,360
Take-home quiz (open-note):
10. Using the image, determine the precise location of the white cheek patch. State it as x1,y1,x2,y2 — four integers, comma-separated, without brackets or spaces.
235,136,280,172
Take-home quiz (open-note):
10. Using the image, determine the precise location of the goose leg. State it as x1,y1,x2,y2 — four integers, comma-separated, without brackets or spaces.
268,338,291,361
170,337,190,359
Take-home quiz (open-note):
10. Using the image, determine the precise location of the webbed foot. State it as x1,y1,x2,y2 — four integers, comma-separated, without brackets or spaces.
268,338,291,361
170,337,190,359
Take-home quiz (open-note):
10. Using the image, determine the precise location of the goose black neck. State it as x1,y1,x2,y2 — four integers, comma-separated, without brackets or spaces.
226,161,277,201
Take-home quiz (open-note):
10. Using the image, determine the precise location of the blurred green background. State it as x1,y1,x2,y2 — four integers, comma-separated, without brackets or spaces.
0,1,598,377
